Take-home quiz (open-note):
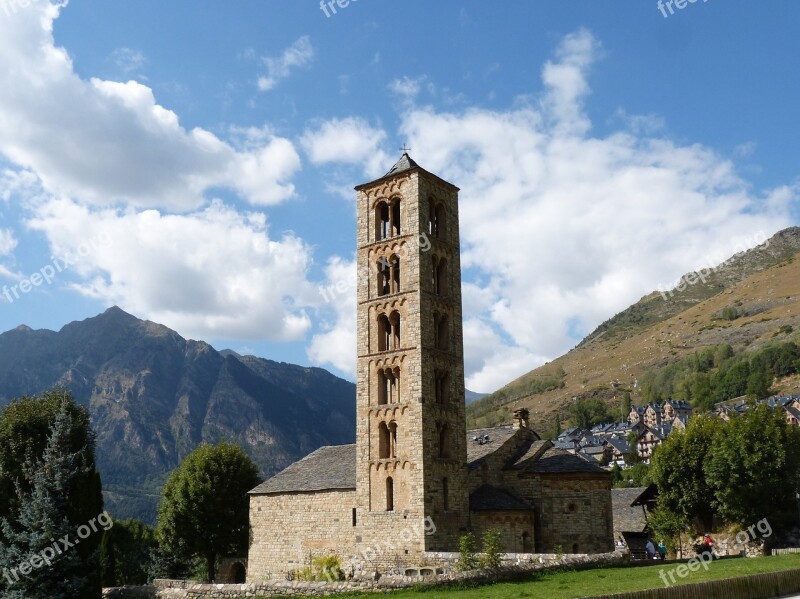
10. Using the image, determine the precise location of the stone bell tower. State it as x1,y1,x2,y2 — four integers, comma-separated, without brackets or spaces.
353,153,469,560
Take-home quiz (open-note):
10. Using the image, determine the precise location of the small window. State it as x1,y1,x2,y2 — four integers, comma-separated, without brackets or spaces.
572,543,579,554
352,508,357,527
442,477,449,511
386,477,395,512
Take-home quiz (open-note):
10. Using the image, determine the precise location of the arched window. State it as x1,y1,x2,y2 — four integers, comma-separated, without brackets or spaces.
428,199,446,238
377,258,391,296
386,477,394,512
388,421,398,458
391,199,401,237
390,254,401,294
442,477,449,511
376,202,390,241
428,199,438,237
435,371,450,405
378,370,388,405
438,424,452,459
436,203,446,238
436,314,449,351
436,258,448,296
378,422,391,459
391,368,401,404
390,311,401,349
378,315,391,352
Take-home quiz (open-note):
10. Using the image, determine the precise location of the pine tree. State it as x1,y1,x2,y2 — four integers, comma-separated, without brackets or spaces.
0,401,94,598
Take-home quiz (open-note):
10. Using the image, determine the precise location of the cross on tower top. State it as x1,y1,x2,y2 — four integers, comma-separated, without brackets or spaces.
400,145,411,154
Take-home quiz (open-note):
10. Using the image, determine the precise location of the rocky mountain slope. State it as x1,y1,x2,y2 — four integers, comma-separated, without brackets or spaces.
0,307,356,522
467,227,800,430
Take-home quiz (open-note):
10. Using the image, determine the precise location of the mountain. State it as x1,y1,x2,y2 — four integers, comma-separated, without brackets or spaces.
0,307,356,523
467,227,800,430
465,389,489,404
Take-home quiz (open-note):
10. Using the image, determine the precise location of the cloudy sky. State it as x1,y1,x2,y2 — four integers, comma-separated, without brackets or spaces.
0,1,798,392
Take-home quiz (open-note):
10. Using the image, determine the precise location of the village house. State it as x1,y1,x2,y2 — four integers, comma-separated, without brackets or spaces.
246,154,614,581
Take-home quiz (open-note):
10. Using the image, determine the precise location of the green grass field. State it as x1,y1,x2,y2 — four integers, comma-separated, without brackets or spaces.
286,554,800,599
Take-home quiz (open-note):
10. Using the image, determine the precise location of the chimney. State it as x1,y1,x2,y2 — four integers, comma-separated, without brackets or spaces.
513,408,530,429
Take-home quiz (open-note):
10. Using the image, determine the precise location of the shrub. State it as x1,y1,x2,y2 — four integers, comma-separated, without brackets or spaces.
313,555,345,581
479,529,504,570
456,532,479,571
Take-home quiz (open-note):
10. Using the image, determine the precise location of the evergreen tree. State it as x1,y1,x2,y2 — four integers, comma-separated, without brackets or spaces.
0,390,103,595
0,401,93,598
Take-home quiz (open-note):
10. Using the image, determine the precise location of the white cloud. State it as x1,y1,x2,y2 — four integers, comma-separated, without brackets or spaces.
301,117,390,180
109,47,146,74
307,256,357,375
258,36,315,91
27,198,317,342
306,29,798,391
0,229,17,256
0,2,300,211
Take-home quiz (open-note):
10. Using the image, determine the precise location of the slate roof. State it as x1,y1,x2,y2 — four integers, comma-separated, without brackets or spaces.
252,426,606,495
466,426,519,469
384,152,419,177
612,487,648,535
511,440,551,469
470,485,532,511
249,444,356,495
526,448,608,474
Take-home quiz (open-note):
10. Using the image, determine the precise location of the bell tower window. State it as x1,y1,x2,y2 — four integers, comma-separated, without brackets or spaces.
386,477,395,512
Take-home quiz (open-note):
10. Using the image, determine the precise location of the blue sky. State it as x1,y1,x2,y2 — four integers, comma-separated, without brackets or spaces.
0,0,798,391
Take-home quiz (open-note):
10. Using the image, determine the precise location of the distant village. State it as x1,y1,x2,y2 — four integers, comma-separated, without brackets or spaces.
556,395,800,467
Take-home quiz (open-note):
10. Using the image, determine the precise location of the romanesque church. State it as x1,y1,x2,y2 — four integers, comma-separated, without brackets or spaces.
247,154,613,580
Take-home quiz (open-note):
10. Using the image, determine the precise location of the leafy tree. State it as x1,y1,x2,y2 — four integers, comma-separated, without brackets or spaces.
649,415,722,531
568,399,611,429
705,405,800,527
689,372,714,412
156,441,260,582
714,360,750,401
0,401,95,598
746,367,773,400
0,390,103,597
647,507,689,556
613,463,650,488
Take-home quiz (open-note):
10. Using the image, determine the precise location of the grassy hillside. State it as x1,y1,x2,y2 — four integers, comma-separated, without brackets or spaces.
467,227,800,431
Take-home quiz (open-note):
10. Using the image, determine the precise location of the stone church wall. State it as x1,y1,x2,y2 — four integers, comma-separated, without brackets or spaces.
248,490,356,582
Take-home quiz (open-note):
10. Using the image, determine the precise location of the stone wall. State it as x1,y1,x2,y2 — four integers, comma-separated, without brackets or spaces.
147,551,625,598
248,490,356,581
